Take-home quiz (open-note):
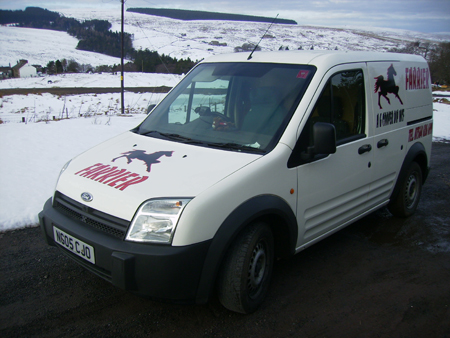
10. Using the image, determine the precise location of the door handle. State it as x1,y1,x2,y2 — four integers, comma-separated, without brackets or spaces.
377,139,389,148
358,144,372,155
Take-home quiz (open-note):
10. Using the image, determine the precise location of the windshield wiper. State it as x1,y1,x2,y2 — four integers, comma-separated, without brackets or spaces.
141,130,179,138
140,131,264,153
207,142,265,153
141,130,207,145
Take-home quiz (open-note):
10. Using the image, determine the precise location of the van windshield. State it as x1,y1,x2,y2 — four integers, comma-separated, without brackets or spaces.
137,62,316,153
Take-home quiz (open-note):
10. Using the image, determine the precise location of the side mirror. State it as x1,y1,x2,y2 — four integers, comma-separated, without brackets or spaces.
288,122,337,167
301,122,336,161
312,122,336,155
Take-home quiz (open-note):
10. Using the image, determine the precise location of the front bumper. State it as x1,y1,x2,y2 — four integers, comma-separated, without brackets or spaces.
39,197,211,303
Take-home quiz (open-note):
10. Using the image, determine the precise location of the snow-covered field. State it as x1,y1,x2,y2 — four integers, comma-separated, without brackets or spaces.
0,72,182,123
0,72,181,89
432,98,450,142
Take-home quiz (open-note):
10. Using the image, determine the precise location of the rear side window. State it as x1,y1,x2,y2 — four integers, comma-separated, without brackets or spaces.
302,69,366,148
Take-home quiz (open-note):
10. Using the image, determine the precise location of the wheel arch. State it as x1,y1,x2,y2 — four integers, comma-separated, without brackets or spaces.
195,194,297,304
390,141,429,203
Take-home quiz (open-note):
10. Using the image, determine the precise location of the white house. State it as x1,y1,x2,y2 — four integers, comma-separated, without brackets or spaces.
12,60,37,78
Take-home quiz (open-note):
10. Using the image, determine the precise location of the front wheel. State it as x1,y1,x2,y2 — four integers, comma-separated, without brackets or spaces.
218,222,274,314
388,161,422,217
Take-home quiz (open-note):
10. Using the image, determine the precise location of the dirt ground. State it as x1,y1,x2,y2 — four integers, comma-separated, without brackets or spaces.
1,142,449,338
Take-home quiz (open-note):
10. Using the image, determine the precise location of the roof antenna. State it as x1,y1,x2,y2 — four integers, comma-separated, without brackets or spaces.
248,14,279,60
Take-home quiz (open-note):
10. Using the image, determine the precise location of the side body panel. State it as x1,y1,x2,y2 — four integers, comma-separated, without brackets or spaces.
294,63,374,247
367,61,409,208
368,60,433,205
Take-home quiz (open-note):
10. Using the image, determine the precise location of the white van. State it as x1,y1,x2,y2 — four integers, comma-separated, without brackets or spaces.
39,51,433,314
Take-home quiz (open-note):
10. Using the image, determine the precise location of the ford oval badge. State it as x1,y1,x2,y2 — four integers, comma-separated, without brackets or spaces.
81,192,93,202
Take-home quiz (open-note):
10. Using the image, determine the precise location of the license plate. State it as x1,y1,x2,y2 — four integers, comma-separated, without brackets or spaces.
53,226,95,264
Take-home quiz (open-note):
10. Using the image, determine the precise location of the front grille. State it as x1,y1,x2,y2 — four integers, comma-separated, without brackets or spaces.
54,192,129,239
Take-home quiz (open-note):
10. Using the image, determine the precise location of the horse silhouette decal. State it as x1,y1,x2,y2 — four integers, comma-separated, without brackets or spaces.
374,64,404,109
112,150,174,172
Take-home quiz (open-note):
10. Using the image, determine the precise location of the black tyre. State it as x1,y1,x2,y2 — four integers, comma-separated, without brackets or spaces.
218,222,274,314
388,161,422,217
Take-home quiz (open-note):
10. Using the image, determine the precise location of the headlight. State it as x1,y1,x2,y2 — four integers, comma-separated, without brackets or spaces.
126,199,191,244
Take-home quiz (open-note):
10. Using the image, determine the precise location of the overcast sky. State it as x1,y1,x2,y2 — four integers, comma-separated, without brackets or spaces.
1,0,450,33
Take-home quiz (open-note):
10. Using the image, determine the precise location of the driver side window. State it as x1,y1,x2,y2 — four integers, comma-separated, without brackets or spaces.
302,69,366,149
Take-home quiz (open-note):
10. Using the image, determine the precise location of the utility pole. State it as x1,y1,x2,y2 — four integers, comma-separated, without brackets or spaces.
121,0,125,115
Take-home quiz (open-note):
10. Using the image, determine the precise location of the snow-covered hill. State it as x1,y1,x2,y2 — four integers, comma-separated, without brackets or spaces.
0,26,121,67
1,8,449,67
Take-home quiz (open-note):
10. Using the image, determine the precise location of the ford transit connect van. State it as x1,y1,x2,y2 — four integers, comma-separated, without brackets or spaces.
39,51,433,313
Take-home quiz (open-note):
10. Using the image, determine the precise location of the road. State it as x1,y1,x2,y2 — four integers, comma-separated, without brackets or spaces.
1,142,449,338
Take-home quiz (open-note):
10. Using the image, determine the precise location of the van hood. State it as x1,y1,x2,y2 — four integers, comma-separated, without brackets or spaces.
56,131,261,221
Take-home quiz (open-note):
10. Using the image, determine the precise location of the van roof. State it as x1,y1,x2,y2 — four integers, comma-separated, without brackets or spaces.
202,50,426,69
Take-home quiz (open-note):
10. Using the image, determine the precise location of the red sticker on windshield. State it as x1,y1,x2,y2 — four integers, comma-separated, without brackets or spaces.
297,70,309,79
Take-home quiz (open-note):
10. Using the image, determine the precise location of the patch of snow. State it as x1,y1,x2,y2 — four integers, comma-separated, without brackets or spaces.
0,115,146,231
0,72,182,89
0,26,121,67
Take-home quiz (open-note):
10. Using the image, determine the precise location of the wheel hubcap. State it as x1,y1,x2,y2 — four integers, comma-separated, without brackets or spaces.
247,242,266,297
405,173,418,208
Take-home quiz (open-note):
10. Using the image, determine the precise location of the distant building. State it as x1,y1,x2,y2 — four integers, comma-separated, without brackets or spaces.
0,65,13,80
12,59,37,78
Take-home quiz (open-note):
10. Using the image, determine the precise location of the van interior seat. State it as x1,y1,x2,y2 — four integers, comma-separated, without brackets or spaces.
241,87,283,134
311,96,350,140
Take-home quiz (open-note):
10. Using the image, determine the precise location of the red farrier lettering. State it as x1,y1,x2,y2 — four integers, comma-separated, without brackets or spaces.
74,163,105,176
115,176,149,191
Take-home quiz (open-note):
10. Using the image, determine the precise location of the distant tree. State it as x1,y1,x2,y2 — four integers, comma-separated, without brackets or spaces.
46,60,55,74
79,63,94,73
428,42,450,85
126,7,297,25
94,64,112,73
61,59,68,72
388,41,433,58
67,59,80,73
130,49,194,74
0,7,60,25
55,60,63,74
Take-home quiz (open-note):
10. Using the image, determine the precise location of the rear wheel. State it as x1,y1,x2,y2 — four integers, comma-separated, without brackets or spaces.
388,162,422,217
218,222,274,314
